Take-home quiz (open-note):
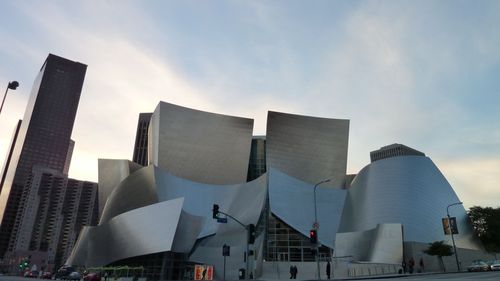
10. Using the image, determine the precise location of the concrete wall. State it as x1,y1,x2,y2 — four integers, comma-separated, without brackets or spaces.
404,241,496,273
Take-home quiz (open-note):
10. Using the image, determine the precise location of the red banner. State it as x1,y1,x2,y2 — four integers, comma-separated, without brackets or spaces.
194,265,213,280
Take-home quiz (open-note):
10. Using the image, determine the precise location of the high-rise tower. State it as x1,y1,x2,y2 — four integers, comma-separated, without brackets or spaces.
0,54,87,258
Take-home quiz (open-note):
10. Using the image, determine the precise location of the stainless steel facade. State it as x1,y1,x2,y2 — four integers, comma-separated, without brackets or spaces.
68,100,485,280
97,159,143,222
67,198,204,267
148,102,254,185
68,165,267,280
335,223,403,264
339,155,482,250
268,168,346,249
266,111,349,188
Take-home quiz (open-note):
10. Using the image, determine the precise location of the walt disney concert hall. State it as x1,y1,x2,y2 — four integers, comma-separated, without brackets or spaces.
67,101,485,280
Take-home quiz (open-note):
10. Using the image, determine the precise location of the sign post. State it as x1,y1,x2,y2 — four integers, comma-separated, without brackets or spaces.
222,244,230,281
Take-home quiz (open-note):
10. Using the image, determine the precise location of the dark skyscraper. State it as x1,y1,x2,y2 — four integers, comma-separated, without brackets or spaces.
132,112,152,166
0,54,87,258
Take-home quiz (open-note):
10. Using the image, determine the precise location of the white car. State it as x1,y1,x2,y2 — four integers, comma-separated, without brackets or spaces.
490,260,500,271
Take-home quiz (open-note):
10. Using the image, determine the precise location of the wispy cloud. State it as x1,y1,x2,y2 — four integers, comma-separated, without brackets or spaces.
439,156,500,208
1,1,499,208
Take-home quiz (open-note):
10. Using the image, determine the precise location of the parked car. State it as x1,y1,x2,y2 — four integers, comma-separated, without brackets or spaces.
41,271,52,279
467,260,490,272
27,270,39,278
68,271,82,280
490,260,500,271
83,272,101,281
55,266,75,279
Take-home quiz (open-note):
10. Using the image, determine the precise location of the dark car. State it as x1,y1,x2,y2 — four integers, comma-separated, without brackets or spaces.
68,272,82,281
467,260,490,272
55,266,76,279
41,272,52,279
84,272,101,281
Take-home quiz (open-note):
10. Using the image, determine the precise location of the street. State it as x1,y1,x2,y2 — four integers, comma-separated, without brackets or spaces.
2,271,500,281
340,271,500,280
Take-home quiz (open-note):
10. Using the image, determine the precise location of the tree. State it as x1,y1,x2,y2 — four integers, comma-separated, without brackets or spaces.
423,241,453,272
468,206,500,252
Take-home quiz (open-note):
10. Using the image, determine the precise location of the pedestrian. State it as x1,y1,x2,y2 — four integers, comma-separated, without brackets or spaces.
409,257,415,274
326,261,331,279
104,272,108,281
293,265,298,279
202,267,207,280
289,265,293,279
401,260,406,274
419,258,424,273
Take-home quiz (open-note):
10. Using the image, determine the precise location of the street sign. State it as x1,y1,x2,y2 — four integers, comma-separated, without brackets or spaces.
217,217,228,223
449,217,458,234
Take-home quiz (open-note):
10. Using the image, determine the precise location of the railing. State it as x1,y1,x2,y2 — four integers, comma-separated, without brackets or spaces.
347,262,402,277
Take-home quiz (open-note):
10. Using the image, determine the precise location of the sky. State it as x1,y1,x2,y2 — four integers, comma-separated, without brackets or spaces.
0,0,499,209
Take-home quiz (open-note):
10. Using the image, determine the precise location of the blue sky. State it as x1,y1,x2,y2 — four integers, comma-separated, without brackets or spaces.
1,0,499,208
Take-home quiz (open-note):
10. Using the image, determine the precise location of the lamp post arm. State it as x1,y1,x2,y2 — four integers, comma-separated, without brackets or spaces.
313,179,331,226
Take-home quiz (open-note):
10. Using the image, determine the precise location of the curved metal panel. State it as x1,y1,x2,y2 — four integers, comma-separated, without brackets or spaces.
171,211,206,253
266,111,349,188
99,166,158,224
73,164,267,268
339,156,482,250
154,169,268,238
66,226,91,266
99,164,267,236
68,198,192,267
268,168,346,248
97,159,143,218
335,223,403,264
148,101,254,185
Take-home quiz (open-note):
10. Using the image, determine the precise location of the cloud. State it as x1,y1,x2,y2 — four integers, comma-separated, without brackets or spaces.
438,156,500,209
1,1,499,209
2,1,218,181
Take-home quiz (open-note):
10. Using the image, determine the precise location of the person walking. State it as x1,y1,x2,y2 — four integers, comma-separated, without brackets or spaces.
293,265,298,279
289,265,294,279
419,258,425,273
326,261,331,279
409,257,415,274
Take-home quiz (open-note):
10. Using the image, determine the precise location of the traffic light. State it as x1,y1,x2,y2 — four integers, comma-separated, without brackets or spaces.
247,224,256,244
212,204,219,219
309,229,317,244
222,244,230,256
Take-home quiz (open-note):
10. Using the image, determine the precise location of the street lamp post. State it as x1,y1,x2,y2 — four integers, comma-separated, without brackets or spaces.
1,81,19,115
447,202,463,272
313,178,331,280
